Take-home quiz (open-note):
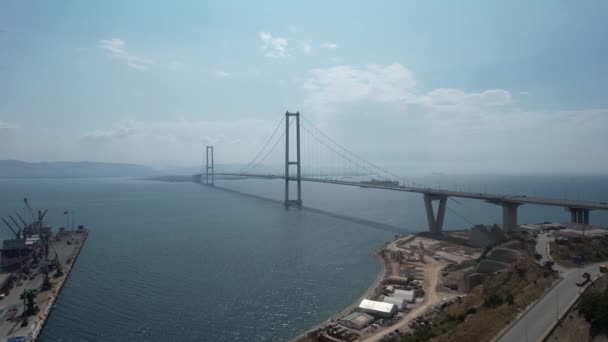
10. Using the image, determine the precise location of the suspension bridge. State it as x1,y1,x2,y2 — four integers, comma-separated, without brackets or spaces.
193,111,608,234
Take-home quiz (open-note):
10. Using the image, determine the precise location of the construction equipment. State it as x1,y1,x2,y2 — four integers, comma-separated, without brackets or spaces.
9,216,24,238
1,217,19,238
22,198,35,226
14,212,29,230
53,250,63,277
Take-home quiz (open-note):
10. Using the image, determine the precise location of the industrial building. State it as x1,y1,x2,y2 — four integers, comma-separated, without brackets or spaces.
0,239,28,272
339,312,374,330
382,296,406,310
357,299,397,318
393,289,415,303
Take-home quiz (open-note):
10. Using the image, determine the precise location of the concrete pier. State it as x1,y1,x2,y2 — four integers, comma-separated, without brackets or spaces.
423,194,447,235
568,207,590,224
0,230,88,341
501,202,520,233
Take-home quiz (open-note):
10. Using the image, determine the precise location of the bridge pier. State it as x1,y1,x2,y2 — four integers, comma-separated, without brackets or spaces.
568,207,590,225
423,194,447,235
501,202,520,233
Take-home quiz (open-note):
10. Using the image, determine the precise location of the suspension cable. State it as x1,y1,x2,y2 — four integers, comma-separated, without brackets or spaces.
300,115,406,182
239,115,285,173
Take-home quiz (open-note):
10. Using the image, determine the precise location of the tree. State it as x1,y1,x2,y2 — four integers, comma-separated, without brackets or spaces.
578,289,608,335
20,288,38,316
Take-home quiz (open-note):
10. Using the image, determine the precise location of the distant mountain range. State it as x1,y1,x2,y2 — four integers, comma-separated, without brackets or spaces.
0,160,160,178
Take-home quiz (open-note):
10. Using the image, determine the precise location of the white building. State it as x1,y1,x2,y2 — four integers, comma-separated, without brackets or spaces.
382,296,406,310
393,289,415,303
358,299,397,318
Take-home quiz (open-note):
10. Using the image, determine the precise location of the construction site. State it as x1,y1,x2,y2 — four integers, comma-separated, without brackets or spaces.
0,199,88,342
294,218,584,342
294,232,484,342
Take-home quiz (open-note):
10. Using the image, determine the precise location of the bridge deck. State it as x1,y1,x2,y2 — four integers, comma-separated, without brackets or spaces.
196,173,608,211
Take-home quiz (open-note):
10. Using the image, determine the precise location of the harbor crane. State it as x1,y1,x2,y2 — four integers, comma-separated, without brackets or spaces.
1,217,20,238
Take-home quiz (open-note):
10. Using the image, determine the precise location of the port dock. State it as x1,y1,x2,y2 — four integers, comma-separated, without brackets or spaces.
0,200,89,342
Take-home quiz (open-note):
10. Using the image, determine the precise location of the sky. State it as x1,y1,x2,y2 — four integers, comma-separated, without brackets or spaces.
1,1,607,174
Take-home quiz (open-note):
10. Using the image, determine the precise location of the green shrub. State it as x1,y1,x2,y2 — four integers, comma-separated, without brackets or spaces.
399,327,437,342
578,289,608,335
483,293,504,308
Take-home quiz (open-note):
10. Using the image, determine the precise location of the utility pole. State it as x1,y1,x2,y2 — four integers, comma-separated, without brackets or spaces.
284,111,302,207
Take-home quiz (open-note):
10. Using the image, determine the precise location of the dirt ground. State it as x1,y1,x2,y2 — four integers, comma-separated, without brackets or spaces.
360,258,451,342
295,235,482,342
430,257,558,342
550,239,608,267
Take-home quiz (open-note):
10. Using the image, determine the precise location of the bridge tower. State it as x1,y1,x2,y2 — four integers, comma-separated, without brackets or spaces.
206,145,214,185
284,111,302,207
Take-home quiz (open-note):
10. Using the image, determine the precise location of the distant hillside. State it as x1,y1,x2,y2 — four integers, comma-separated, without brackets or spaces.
0,160,159,178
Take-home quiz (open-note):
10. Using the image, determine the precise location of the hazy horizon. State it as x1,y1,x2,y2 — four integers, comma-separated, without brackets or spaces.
1,1,607,174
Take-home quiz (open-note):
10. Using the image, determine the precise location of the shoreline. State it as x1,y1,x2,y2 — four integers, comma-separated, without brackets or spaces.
291,240,393,342
30,230,89,341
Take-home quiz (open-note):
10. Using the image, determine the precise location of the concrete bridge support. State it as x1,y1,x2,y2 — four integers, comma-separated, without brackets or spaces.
501,202,520,233
423,194,447,235
568,207,590,224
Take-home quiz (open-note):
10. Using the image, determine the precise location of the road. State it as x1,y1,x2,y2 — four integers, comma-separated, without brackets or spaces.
497,237,602,342
201,172,608,211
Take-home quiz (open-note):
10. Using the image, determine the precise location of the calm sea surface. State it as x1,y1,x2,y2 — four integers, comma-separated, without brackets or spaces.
0,175,606,341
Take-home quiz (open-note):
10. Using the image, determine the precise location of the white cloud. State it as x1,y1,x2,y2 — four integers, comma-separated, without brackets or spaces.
302,63,418,113
259,32,289,58
418,88,513,108
99,38,153,70
302,63,515,114
301,41,312,54
0,121,18,130
215,71,230,78
83,120,136,141
520,91,530,95
320,42,337,49
299,62,608,173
